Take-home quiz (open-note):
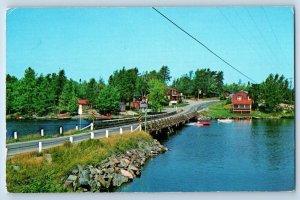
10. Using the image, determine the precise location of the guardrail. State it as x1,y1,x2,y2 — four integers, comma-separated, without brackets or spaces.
94,111,177,129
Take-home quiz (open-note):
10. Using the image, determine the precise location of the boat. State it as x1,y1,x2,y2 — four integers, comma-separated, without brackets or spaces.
217,118,233,123
196,121,211,126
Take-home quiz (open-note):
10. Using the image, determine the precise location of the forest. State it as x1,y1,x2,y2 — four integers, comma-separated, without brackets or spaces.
6,65,293,117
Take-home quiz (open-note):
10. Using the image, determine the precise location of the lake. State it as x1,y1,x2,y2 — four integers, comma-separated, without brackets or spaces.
6,119,91,139
117,119,295,192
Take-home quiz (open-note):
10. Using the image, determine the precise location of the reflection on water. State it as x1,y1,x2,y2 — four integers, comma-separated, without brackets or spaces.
117,119,294,192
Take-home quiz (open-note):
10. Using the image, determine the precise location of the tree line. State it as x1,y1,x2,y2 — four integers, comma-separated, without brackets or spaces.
6,66,173,116
6,66,293,117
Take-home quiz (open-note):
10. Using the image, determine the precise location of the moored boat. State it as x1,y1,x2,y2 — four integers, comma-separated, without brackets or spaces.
217,118,233,123
196,121,211,126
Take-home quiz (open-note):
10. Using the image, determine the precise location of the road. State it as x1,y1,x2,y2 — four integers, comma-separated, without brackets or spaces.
6,100,218,157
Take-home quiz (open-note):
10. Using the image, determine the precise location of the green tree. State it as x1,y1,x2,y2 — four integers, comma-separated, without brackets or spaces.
97,85,121,114
159,65,172,84
148,79,167,112
108,67,138,104
15,67,36,114
58,80,78,113
54,69,67,104
260,74,290,113
6,74,18,114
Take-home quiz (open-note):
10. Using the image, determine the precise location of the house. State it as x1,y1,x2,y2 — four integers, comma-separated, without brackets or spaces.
231,91,253,114
78,99,91,109
166,87,184,106
131,97,148,110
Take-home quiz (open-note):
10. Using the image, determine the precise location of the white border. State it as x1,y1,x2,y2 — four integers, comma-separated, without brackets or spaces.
0,1,298,200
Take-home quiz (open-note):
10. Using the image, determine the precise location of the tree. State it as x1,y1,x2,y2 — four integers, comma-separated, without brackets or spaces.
159,65,172,84
15,67,36,114
108,67,138,104
54,69,67,104
135,73,149,97
148,79,167,112
58,80,78,113
260,74,290,113
173,71,194,97
97,85,121,114
6,74,18,114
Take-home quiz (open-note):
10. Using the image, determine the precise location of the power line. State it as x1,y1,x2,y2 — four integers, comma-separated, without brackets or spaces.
217,8,272,67
151,7,257,83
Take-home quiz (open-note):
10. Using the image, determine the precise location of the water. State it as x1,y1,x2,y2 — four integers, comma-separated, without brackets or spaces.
117,119,295,192
6,119,90,139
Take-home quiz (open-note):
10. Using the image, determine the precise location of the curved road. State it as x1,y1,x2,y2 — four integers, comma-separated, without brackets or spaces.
6,100,218,157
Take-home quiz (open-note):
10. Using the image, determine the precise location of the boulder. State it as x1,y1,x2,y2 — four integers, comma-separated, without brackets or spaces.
120,158,130,168
128,164,138,172
120,169,133,179
112,174,128,187
71,169,79,175
67,175,78,182
106,167,114,174
95,175,107,188
79,170,90,186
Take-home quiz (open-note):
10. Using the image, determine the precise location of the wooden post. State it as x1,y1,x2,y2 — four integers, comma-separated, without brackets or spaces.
38,142,42,153
41,129,44,137
131,125,133,132
70,136,73,143
120,127,123,134
106,129,109,138
14,131,17,139
75,125,79,130
91,132,94,139
60,127,63,135
91,123,94,131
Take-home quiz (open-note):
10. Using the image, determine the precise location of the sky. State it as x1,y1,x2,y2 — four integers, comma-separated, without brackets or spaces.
6,7,294,84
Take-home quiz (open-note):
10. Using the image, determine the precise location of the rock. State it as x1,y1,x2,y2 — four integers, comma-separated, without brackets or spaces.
120,158,130,168
89,167,97,175
77,164,83,172
114,167,120,173
72,169,79,175
106,167,114,174
67,175,78,182
128,164,138,172
96,175,107,188
120,169,133,179
112,174,128,187
110,157,120,165
79,170,90,186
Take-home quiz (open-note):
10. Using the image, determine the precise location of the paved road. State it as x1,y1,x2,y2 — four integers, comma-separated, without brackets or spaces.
6,100,218,157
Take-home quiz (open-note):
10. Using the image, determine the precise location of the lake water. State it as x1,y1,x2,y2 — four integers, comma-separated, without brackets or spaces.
117,119,295,192
6,119,90,139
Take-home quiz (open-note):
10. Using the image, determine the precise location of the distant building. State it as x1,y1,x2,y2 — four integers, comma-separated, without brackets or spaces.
78,99,91,109
231,91,253,114
166,87,184,106
131,96,148,110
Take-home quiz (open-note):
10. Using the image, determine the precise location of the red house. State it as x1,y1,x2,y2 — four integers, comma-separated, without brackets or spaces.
78,99,91,109
231,91,253,114
166,87,184,105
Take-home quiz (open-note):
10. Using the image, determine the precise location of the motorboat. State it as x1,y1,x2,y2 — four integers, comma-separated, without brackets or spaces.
217,118,233,123
196,121,211,126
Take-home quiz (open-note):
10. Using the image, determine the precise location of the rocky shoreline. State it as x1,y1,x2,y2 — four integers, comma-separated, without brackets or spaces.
62,139,168,192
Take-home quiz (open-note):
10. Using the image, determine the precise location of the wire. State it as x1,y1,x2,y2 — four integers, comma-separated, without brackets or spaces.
151,7,257,83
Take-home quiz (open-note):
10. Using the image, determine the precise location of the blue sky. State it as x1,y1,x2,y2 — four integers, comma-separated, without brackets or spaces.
6,7,294,84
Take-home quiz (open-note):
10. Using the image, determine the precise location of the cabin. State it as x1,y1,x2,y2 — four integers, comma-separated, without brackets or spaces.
166,87,184,106
131,97,148,110
231,91,253,114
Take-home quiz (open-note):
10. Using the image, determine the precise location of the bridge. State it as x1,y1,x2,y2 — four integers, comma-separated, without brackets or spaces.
6,100,218,157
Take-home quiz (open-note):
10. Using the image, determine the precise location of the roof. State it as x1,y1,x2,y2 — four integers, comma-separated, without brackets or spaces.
78,99,89,105
232,99,253,105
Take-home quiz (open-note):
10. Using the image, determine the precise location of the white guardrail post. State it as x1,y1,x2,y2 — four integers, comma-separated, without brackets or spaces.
38,142,42,153
60,127,63,135
120,127,123,134
76,125,79,130
70,136,73,143
14,131,18,139
91,132,94,139
41,129,44,137
91,123,94,131
106,129,109,138
131,125,133,132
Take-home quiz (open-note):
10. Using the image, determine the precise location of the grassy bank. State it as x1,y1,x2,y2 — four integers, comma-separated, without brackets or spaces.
200,102,294,119
6,131,153,193
6,129,87,144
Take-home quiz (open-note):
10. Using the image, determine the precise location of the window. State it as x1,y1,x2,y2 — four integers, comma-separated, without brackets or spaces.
237,96,242,101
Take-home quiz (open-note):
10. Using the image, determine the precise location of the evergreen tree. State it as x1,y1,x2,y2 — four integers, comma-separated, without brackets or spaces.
58,80,78,113
159,65,172,84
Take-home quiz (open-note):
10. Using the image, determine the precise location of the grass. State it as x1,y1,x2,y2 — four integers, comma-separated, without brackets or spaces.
6,129,87,144
6,131,153,193
200,101,294,119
